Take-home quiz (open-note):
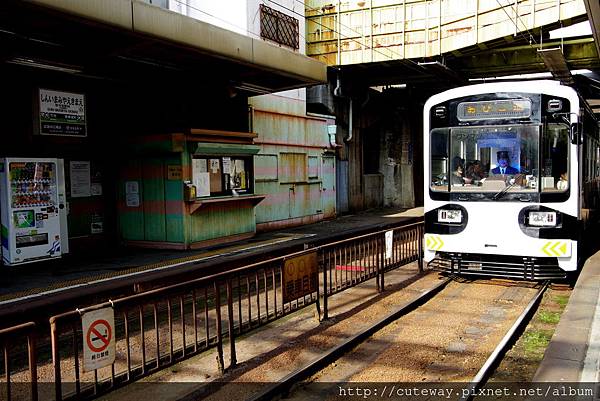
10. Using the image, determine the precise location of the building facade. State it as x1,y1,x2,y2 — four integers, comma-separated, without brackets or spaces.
167,0,338,230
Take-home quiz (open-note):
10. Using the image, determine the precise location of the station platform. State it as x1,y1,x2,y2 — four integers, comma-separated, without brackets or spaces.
533,248,600,382
0,207,423,319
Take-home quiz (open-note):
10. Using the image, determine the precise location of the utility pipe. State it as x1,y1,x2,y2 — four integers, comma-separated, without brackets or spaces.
346,97,353,143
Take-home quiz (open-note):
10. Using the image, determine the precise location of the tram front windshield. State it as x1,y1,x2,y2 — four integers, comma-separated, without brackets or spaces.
430,123,569,196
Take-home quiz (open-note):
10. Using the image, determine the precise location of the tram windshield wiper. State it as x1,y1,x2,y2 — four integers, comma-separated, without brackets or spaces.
492,174,525,200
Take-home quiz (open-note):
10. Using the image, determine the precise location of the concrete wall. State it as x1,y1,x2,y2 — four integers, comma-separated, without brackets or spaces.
169,0,248,36
334,87,424,212
379,92,419,208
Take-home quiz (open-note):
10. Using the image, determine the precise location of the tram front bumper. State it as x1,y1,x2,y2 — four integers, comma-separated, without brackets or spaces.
428,252,568,280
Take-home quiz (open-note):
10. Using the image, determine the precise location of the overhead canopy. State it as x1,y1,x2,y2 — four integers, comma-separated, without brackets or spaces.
331,15,598,93
0,0,326,94
585,0,600,58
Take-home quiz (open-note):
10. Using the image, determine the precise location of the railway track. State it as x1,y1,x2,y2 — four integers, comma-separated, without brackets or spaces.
233,278,548,401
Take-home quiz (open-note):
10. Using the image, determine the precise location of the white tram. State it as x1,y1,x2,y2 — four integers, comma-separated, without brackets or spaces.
423,80,600,280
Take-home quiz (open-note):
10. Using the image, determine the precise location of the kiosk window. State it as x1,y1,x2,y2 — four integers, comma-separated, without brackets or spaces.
192,156,253,197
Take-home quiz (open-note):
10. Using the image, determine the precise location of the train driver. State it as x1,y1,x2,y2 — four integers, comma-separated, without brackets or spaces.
490,151,519,175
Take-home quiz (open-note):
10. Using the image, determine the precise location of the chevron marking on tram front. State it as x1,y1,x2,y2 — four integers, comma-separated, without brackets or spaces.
541,241,568,257
425,235,444,251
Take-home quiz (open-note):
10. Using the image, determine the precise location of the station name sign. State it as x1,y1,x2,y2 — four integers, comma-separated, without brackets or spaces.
37,88,87,137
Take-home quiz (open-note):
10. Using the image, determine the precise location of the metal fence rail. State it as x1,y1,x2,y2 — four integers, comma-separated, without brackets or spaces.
0,322,38,401
0,221,424,401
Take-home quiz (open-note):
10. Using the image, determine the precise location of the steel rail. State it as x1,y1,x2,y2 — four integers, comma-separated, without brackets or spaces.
245,276,453,401
457,281,549,401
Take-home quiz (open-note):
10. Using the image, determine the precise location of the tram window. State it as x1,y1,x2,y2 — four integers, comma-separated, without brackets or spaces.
443,125,539,193
430,129,449,191
430,125,544,194
541,124,569,192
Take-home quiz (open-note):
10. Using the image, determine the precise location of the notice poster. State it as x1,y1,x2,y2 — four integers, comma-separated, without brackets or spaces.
38,89,87,137
125,181,140,207
194,172,210,197
126,194,140,207
210,159,220,173
125,181,139,194
90,183,103,196
70,161,91,198
192,158,207,175
91,214,103,234
232,159,246,189
209,159,222,192
192,159,210,196
222,157,232,174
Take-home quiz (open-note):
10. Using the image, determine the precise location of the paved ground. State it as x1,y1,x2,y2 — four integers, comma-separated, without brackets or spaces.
533,249,600,382
0,208,423,309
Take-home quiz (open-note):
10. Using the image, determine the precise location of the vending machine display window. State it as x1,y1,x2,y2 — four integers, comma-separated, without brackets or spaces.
9,162,57,208
13,210,35,228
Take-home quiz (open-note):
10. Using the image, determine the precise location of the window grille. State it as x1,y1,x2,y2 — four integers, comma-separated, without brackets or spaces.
260,4,299,50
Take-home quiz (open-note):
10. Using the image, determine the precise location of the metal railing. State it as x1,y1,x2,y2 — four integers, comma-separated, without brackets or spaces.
0,221,423,401
0,322,38,401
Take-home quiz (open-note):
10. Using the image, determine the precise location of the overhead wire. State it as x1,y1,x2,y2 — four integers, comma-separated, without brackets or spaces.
494,0,540,49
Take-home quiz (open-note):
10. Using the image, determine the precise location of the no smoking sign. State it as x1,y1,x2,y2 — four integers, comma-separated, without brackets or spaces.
82,307,115,372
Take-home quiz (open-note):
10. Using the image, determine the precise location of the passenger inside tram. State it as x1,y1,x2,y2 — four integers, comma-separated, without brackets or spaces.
451,156,466,185
465,160,486,183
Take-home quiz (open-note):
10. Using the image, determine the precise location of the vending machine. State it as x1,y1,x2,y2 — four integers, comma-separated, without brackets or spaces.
0,158,68,266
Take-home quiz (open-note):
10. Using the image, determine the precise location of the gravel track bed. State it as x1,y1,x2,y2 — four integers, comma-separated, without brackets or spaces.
101,263,438,401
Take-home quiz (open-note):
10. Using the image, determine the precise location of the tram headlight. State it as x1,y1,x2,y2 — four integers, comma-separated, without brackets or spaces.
438,209,462,223
528,211,557,227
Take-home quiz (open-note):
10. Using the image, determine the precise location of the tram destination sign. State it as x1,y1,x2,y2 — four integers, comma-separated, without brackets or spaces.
37,88,87,137
457,99,531,121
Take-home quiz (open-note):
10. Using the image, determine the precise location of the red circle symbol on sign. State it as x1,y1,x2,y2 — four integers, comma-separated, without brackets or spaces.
86,319,112,353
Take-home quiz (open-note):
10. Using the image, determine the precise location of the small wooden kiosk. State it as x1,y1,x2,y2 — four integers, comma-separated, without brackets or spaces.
118,129,264,249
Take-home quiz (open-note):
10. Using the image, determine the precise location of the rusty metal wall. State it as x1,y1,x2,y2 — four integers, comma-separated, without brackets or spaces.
251,93,337,228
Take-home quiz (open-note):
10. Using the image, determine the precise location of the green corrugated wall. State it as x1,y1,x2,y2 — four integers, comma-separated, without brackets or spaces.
118,135,257,248
188,201,255,243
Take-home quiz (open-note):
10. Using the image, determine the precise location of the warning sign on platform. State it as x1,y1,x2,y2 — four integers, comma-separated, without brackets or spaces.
385,230,394,260
282,252,318,303
82,307,115,372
